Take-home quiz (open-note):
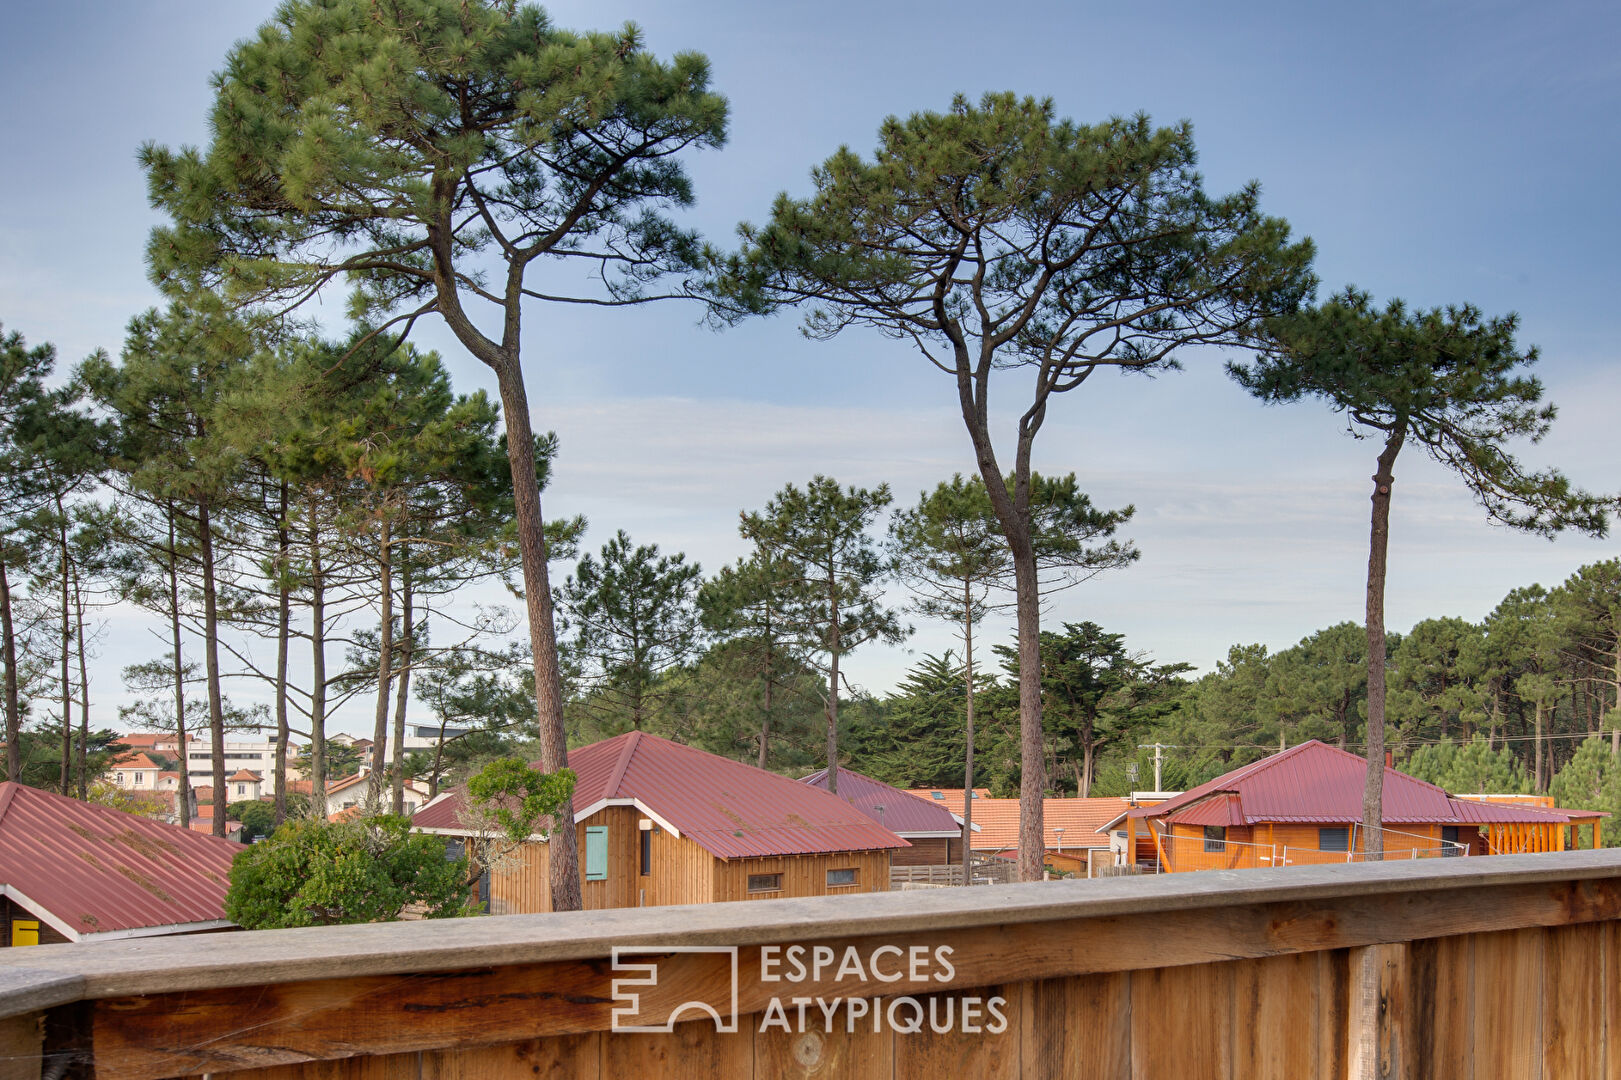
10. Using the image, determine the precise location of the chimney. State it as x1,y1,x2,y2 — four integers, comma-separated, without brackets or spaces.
1385,751,1394,768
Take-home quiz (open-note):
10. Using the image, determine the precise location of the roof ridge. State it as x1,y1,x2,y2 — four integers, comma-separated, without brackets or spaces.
600,730,641,799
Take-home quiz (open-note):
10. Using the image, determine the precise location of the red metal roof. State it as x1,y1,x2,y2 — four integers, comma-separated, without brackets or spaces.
0,781,239,939
800,767,963,835
415,732,909,860
1132,741,1605,827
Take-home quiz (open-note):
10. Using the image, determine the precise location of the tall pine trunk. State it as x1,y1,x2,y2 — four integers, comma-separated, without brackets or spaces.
491,363,580,912
167,511,190,828
1,562,20,782
73,570,89,800
368,518,393,807
274,481,291,826
757,652,773,771
198,502,227,837
56,495,71,795
1362,422,1406,861
390,557,413,815
824,553,841,795
961,582,976,886
308,498,328,819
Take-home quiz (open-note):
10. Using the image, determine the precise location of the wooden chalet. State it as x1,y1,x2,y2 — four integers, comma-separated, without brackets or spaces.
0,782,238,946
412,732,908,912
801,767,968,866
908,787,1132,875
1131,740,1606,873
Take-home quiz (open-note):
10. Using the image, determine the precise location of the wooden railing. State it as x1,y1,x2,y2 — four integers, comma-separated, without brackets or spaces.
890,855,1017,888
4,850,1621,1078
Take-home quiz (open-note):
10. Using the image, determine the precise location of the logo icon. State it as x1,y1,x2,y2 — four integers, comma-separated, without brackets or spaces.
610,946,740,1033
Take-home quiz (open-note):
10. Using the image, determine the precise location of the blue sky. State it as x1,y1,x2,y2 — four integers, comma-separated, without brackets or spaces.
2,1,1618,734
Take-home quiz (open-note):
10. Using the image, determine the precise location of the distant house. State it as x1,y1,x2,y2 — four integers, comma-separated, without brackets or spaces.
0,781,239,946
1130,740,1606,872
801,767,971,866
325,771,431,816
907,786,1129,874
413,731,908,912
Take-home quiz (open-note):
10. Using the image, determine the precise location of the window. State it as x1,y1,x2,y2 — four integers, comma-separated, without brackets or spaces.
585,826,608,881
747,873,782,893
826,868,858,887
640,829,651,876
1202,826,1226,853
236,784,246,796
1442,826,1462,857
1319,827,1351,853
444,838,466,861
134,773,144,786
115,773,125,784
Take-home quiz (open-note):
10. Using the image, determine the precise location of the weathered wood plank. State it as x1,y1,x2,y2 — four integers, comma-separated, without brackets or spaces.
1543,923,1602,1080
1233,952,1321,1080
421,1034,599,1080
1020,973,1130,1080
1605,922,1620,1080
188,1053,421,1079
1472,928,1544,1080
1129,962,1232,1080
1410,935,1473,1080
90,877,1621,1079
600,1022,750,1080
0,1013,42,1080
9,851,1621,1012
753,1003,890,1079
892,986,1017,1080
1347,942,1407,1080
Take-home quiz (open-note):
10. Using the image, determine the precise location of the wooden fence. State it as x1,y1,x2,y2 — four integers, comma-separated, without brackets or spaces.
889,856,1017,888
4,850,1621,1078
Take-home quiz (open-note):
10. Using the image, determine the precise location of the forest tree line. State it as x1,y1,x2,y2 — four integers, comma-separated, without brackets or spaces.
2,0,1616,900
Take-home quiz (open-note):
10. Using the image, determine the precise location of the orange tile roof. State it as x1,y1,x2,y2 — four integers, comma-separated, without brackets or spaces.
111,752,161,771
226,769,261,782
941,796,1126,852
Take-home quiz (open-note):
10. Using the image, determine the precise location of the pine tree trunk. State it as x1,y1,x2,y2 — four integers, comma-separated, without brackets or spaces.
390,558,413,816
1081,741,1094,798
198,502,227,837
57,497,71,795
167,512,190,829
961,579,976,887
308,497,328,819
1535,700,1545,793
490,362,580,913
825,557,841,795
73,573,89,800
0,561,17,783
368,518,393,807
274,483,290,826
758,654,773,771
1362,422,1407,861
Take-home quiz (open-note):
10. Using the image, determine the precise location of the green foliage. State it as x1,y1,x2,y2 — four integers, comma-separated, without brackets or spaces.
225,795,310,842
297,741,362,779
464,759,577,847
1549,739,1621,847
1401,738,1530,795
225,815,472,928
558,531,703,732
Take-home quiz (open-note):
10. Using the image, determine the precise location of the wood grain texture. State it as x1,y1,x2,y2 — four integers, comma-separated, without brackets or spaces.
1234,952,1323,1080
1542,923,1602,1080
1472,928,1545,1080
1129,962,1233,1080
222,1054,423,1079
422,1034,600,1080
600,1021,751,1080
1347,942,1408,1080
892,986,1017,1080
1020,973,1130,1080
0,1013,42,1080
1605,922,1620,1080
753,1004,890,1079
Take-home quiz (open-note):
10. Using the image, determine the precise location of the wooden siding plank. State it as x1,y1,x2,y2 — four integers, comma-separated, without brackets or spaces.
1472,928,1545,1080
1543,923,1603,1080
1347,943,1408,1080
0,1012,42,1080
421,1034,600,1080
223,1054,423,1079
893,986,1018,1080
601,1022,751,1080
753,1003,892,1079
1129,962,1232,1080
1605,922,1620,1080
1234,952,1320,1080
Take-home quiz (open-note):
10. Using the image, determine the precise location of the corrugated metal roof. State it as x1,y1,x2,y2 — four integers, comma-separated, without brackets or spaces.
1449,799,1608,824
0,781,238,939
1130,741,1464,824
799,767,962,834
414,732,908,859
1130,741,1611,827
1167,794,1246,827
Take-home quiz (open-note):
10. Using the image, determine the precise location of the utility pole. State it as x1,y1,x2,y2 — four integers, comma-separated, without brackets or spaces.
1137,743,1178,792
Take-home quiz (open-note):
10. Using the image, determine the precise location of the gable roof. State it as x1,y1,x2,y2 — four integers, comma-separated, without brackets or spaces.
0,782,238,940
800,767,966,835
1131,740,1606,826
111,753,161,771
414,732,908,859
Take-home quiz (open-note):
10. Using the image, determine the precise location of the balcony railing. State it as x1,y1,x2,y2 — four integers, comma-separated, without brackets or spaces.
3,849,1621,1078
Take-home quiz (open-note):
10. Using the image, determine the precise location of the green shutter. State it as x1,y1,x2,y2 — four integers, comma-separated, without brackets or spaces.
585,826,609,880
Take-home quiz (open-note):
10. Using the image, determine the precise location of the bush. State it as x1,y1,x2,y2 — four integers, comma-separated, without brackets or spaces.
225,814,470,929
